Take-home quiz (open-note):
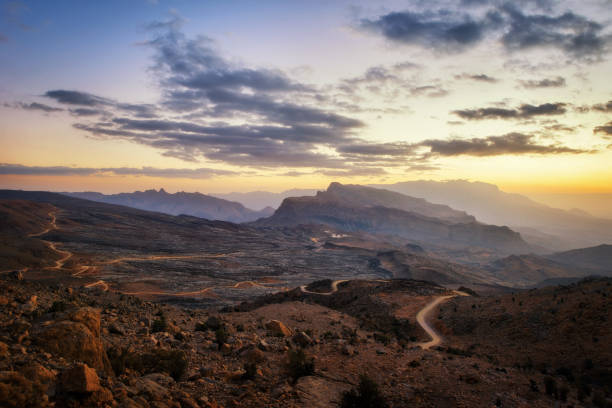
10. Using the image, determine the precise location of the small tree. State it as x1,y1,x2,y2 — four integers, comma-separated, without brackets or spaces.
287,348,314,383
341,374,389,408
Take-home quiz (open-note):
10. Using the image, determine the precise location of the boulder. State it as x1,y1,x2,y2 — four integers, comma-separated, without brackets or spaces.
59,363,101,394
68,307,101,337
36,307,111,373
265,320,292,337
293,331,313,347
240,347,265,364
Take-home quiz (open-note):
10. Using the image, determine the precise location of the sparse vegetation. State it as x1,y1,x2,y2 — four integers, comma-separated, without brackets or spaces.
287,348,314,382
341,374,389,408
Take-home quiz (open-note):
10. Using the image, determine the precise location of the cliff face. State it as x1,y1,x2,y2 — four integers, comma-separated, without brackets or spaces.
258,183,531,255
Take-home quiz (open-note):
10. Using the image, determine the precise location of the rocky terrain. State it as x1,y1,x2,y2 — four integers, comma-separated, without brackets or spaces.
1,190,612,407
4,272,611,407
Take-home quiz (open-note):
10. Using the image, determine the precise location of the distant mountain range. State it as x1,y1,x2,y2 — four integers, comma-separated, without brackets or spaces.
213,189,318,211
256,183,531,255
369,180,612,251
486,244,612,287
65,189,274,223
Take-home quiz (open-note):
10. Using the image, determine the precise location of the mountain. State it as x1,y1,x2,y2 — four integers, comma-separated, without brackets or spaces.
549,244,612,273
370,180,612,251
212,188,318,211
65,189,274,223
486,254,579,287
257,183,531,255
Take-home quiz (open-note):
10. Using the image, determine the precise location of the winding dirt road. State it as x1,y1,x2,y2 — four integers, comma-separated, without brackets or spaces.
299,279,348,295
416,290,468,350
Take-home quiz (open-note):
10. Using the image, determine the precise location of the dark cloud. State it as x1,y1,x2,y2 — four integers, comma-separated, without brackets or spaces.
359,10,493,51
499,4,609,59
70,108,104,116
60,19,364,170
0,163,237,178
594,121,612,137
518,76,565,88
453,102,566,120
419,132,588,156
358,3,610,59
392,61,421,71
11,102,63,113
455,73,498,83
44,90,111,106
592,101,612,113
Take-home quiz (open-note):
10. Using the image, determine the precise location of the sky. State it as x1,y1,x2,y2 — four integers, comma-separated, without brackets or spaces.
1,0,611,200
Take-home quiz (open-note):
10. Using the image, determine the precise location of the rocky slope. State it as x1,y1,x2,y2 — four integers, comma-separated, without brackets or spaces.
549,244,612,273
66,189,273,223
1,274,600,408
257,183,531,256
438,278,612,405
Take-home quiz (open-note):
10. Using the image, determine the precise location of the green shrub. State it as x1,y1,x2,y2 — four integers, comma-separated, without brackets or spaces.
341,374,389,408
287,348,314,382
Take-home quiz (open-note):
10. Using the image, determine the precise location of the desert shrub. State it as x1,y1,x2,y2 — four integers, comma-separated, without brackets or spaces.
242,362,257,380
341,374,389,408
373,332,391,345
558,385,569,402
215,327,228,346
544,377,557,397
107,346,131,375
48,300,68,313
287,348,314,382
195,322,207,331
151,314,167,333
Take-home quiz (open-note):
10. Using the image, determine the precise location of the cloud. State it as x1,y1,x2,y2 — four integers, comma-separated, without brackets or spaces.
70,108,105,116
358,3,610,59
57,19,365,170
44,90,111,106
419,132,589,156
0,163,237,178
454,73,498,83
453,102,566,120
594,121,612,138
518,76,566,88
499,4,609,59
8,102,63,113
359,10,493,52
0,33,7,42
592,101,612,113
